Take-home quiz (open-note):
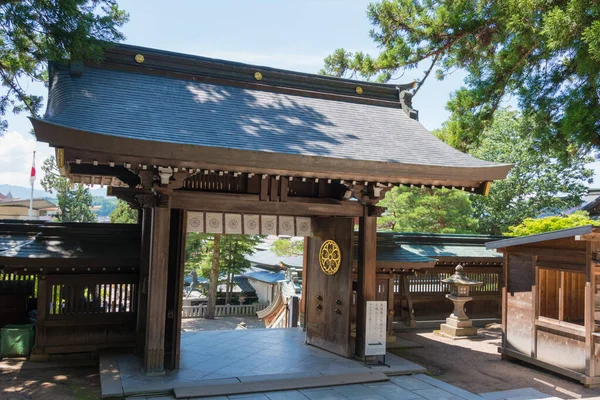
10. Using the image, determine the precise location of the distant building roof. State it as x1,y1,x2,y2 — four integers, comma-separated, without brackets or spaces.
247,248,303,269
244,270,286,284
0,198,55,210
233,276,257,293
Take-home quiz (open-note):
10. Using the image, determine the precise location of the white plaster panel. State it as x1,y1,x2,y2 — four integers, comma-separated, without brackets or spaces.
261,215,278,235
187,211,204,233
224,213,243,234
205,212,223,234
243,214,260,234
278,216,295,236
295,217,312,236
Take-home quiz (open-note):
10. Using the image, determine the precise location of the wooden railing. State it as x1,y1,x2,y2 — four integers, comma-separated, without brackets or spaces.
46,274,138,318
0,273,38,297
399,268,502,295
182,303,267,318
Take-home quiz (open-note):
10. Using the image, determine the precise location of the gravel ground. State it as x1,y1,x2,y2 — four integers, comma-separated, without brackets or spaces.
391,324,600,399
0,367,100,400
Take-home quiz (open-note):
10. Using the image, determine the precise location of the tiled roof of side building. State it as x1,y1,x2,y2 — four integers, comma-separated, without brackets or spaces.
243,270,286,284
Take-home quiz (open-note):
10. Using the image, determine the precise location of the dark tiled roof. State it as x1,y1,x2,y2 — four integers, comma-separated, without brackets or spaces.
0,221,140,267
401,244,501,259
247,248,303,268
244,270,286,284
42,53,509,174
374,246,436,263
233,276,257,293
0,235,35,252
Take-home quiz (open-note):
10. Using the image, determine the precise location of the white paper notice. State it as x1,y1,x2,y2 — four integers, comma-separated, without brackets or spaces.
365,301,387,356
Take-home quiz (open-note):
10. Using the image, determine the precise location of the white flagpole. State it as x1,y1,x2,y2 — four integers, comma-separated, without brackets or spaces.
29,151,36,219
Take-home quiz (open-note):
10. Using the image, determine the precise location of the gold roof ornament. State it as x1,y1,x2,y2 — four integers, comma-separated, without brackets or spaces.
254,71,263,81
355,86,363,95
319,240,341,275
134,54,145,64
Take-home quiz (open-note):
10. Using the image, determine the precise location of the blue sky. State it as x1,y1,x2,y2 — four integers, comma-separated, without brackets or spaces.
0,0,598,190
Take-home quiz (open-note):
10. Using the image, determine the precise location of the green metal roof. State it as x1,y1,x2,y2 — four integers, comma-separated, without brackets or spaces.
401,244,502,259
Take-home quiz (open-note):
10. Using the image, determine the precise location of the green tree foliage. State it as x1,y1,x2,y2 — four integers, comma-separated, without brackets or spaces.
94,196,118,217
378,186,478,233
184,233,263,303
40,156,96,222
109,199,137,223
0,1,128,133
505,211,596,237
320,0,600,156
465,110,593,234
272,238,304,256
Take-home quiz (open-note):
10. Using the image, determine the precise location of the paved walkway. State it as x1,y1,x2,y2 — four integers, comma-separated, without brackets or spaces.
124,375,575,399
125,374,484,399
111,328,424,397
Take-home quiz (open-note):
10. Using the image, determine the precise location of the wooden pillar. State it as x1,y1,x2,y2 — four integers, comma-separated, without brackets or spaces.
585,241,596,380
136,208,152,354
144,203,171,375
387,276,395,335
31,275,48,361
164,209,186,370
300,239,308,328
355,204,377,358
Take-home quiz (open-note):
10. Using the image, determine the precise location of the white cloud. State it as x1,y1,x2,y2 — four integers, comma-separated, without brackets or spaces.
0,131,54,190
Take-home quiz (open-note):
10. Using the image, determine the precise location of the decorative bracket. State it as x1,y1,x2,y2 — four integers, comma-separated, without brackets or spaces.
398,89,419,120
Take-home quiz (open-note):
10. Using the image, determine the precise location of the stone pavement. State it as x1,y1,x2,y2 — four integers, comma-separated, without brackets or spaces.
124,375,586,399
126,374,482,399
116,328,424,392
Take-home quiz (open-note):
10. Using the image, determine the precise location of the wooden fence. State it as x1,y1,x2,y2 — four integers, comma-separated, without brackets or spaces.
394,266,503,320
182,303,267,318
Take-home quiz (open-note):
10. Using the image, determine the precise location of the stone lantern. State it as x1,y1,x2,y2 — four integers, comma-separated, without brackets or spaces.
440,265,482,338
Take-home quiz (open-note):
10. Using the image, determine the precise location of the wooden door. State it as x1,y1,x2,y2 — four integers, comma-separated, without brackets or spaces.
305,217,354,357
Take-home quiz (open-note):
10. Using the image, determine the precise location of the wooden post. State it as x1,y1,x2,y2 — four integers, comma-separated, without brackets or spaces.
164,209,186,370
585,241,595,380
206,234,221,319
144,203,171,375
355,204,377,358
136,207,152,354
31,275,48,361
387,275,395,335
300,238,308,329
501,252,509,351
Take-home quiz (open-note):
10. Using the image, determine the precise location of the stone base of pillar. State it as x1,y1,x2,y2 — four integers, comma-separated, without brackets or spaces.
440,315,478,337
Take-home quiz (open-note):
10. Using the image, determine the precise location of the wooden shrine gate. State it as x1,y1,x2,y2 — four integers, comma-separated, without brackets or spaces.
31,43,510,374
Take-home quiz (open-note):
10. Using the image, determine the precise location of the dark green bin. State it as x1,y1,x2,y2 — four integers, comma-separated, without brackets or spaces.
1,323,34,357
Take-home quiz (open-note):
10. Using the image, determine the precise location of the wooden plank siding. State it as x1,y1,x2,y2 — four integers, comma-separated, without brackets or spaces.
491,228,600,386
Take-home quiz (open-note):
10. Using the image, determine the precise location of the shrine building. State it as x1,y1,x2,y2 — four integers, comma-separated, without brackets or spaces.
27,44,511,374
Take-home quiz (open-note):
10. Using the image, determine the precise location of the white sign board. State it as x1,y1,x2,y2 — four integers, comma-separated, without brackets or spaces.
365,301,387,356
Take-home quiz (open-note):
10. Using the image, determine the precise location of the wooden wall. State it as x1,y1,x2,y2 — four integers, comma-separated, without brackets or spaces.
33,273,138,357
505,253,535,356
502,236,594,383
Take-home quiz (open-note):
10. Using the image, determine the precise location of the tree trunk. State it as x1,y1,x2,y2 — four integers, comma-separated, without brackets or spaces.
206,234,221,319
225,271,232,304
